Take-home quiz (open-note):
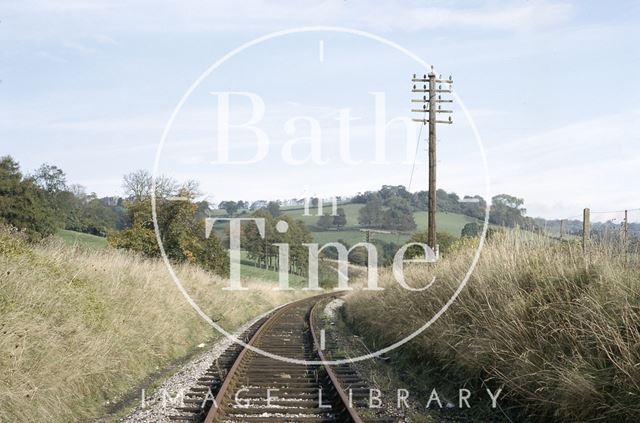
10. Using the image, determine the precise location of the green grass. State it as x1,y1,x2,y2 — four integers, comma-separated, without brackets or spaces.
413,210,480,233
239,251,308,287
282,203,482,245
190,203,483,278
311,229,408,245
56,229,311,288
282,203,363,226
56,227,314,289
215,202,483,246
56,229,108,249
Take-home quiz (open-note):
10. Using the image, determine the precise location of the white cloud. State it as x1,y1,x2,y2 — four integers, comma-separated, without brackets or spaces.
357,1,572,32
487,111,640,218
2,0,574,41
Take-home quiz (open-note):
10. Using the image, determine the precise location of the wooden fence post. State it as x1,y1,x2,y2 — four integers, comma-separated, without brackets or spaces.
582,208,590,252
623,210,628,246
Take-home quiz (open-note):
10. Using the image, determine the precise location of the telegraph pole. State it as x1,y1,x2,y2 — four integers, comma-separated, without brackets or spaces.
411,66,453,250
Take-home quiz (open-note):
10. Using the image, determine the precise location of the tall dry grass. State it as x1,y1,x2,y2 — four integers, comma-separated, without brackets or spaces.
0,226,306,422
345,232,640,422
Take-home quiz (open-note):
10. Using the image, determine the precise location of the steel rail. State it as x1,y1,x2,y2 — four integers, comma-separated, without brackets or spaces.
202,293,365,423
202,300,296,423
309,297,366,423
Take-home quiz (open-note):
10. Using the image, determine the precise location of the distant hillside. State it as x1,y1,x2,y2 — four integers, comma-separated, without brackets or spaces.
282,202,481,245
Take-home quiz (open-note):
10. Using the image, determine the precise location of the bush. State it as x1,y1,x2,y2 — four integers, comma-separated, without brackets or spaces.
108,196,229,278
405,230,457,258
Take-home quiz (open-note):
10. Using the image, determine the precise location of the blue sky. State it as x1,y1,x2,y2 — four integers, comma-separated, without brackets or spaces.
1,0,639,220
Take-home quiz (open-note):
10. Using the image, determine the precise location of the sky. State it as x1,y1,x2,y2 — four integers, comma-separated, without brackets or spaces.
1,0,639,221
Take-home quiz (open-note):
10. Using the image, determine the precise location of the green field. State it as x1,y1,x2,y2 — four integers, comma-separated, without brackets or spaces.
281,202,481,245
58,202,479,277
56,229,108,249
238,251,309,287
413,210,480,233
282,203,363,227
56,202,480,285
55,229,313,286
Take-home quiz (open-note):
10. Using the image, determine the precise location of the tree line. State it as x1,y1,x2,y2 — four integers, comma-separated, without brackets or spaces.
352,185,487,221
354,185,536,232
2,155,563,277
0,156,127,240
0,159,229,277
240,209,312,276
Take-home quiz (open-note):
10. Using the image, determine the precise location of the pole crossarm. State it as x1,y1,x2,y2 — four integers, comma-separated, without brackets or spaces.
410,109,453,113
411,89,452,93
412,77,453,83
412,118,453,124
411,98,453,103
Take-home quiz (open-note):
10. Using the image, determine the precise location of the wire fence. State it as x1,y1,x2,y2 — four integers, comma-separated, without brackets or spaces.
534,208,640,260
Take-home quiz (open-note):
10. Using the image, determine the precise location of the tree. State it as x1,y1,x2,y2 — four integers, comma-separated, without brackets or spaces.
242,209,274,268
354,185,495,223
219,201,239,217
460,195,486,220
493,194,524,210
278,214,312,275
490,194,528,228
250,200,267,210
317,213,333,230
382,198,416,231
69,183,87,200
461,222,481,238
122,170,177,201
33,164,67,193
32,163,70,228
379,185,411,204
122,170,152,201
266,201,281,217
109,176,228,277
79,198,121,236
241,210,311,275
333,208,347,230
352,192,372,204
358,194,383,227
0,156,57,240
194,200,213,220
410,190,427,210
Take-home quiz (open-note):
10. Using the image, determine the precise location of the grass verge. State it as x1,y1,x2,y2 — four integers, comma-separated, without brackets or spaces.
0,226,307,423
344,232,640,422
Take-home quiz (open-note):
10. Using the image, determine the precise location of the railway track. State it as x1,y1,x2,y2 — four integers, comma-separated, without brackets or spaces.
170,294,397,423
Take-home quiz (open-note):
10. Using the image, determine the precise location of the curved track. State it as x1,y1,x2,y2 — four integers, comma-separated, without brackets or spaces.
171,294,396,422
204,295,362,422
